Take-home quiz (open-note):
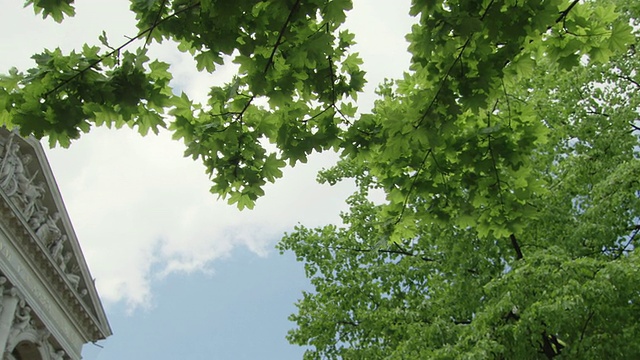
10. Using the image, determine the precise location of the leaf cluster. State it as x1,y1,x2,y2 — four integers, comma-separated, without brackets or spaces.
9,0,364,208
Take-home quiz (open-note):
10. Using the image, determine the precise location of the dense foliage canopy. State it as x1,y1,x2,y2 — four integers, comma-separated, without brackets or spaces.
3,0,640,358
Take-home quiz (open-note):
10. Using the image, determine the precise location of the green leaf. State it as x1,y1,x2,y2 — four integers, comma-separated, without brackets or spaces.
608,21,634,53
194,51,222,72
25,0,76,22
262,154,285,183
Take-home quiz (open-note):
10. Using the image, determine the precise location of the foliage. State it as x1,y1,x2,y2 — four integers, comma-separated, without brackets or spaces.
277,0,640,358
2,0,363,209
3,0,640,358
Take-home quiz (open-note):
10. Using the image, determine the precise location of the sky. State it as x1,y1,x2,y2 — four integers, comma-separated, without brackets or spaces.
0,1,413,359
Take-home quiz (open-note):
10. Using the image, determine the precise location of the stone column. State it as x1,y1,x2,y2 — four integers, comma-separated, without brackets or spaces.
0,288,19,355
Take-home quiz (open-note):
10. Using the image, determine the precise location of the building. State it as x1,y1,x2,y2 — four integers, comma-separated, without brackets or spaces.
0,128,111,360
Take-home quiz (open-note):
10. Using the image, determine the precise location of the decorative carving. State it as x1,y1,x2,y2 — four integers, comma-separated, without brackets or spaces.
51,349,67,360
0,277,6,314
17,181,45,221
27,206,47,234
0,287,19,355
0,133,20,196
4,300,32,354
8,301,32,343
0,130,92,305
0,130,109,348
48,235,67,265
0,287,64,360
35,212,61,246
12,153,34,198
36,327,50,346
67,275,81,293
59,253,81,291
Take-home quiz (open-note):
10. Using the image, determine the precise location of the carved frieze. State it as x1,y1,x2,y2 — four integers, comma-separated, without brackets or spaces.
0,128,111,358
0,132,84,297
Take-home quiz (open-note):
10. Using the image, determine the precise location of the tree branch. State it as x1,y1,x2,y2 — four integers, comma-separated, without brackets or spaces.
585,109,610,117
145,0,169,46
337,320,359,327
263,0,301,75
579,311,595,344
395,149,433,225
43,1,201,98
613,227,639,260
510,233,524,260
301,105,333,124
328,245,435,262
414,0,495,129
614,74,640,89
556,0,580,23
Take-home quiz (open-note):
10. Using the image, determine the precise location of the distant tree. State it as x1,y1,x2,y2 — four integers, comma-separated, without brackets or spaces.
1,1,638,356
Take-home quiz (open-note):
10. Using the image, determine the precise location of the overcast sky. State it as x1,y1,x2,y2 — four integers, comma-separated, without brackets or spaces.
0,1,413,358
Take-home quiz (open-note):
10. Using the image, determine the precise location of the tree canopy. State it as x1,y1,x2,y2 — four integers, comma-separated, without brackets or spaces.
3,0,640,358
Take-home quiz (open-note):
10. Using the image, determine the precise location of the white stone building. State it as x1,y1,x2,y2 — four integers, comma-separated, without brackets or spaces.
0,128,111,360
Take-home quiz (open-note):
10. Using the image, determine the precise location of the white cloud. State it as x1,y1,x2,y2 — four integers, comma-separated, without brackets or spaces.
2,0,414,310
44,127,354,307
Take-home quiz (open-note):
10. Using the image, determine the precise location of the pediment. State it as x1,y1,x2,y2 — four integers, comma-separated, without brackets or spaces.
0,127,111,343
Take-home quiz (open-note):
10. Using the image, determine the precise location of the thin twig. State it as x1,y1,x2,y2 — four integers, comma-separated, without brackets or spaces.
414,0,495,128
613,228,639,260
328,245,435,262
576,310,595,357
43,1,201,98
395,149,433,225
501,79,512,128
615,74,640,89
585,109,610,117
556,0,580,23
301,105,333,124
328,55,336,104
145,0,169,46
263,0,301,75
228,0,301,131
413,37,471,129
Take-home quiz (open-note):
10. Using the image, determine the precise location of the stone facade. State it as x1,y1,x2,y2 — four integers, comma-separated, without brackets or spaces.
0,128,111,360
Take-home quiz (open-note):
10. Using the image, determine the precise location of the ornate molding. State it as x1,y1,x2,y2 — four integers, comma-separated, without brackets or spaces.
0,129,110,344
0,276,69,360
